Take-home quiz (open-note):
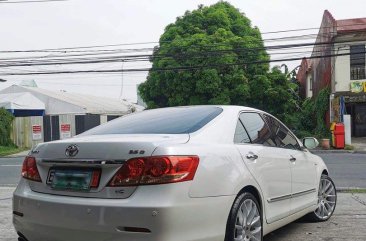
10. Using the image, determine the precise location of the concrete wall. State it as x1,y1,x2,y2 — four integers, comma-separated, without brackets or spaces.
334,41,366,92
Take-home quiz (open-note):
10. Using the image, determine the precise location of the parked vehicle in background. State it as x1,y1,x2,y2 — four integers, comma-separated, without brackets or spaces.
13,106,337,241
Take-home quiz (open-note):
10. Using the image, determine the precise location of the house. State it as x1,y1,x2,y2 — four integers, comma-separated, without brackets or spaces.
0,84,144,147
297,10,366,137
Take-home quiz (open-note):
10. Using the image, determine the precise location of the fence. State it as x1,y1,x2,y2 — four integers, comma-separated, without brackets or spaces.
11,114,121,148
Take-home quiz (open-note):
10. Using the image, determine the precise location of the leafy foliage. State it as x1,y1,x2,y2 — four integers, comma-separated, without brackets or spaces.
139,2,266,106
292,87,330,139
139,1,299,126
0,108,14,146
314,87,331,138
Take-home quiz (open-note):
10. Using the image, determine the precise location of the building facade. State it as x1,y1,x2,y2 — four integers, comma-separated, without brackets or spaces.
297,11,366,137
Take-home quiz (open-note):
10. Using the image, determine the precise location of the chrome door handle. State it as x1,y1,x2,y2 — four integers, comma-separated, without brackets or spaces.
246,154,258,160
290,156,296,162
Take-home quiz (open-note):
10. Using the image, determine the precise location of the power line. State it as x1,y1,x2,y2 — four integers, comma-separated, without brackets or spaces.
0,38,363,68
0,0,68,3
1,22,365,53
1,50,364,76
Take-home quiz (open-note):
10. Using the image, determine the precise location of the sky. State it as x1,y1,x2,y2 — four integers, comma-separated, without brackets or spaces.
0,0,365,103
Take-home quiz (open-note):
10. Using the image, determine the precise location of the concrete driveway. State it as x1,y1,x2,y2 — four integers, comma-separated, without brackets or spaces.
1,187,365,241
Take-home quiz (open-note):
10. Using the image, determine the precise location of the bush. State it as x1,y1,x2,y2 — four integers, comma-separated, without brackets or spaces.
0,108,14,146
290,87,330,139
314,87,330,138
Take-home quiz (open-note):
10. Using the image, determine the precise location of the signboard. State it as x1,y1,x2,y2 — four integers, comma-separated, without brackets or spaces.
32,125,42,141
60,123,71,139
350,81,364,93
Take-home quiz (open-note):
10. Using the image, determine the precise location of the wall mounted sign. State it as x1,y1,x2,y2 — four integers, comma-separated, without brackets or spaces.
60,123,71,139
350,81,364,93
32,125,42,141
344,95,366,103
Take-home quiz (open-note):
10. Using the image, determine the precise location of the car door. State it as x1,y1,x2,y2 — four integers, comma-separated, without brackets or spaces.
262,114,317,214
234,112,292,224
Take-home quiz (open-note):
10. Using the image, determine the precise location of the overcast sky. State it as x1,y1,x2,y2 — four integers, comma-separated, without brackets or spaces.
0,0,365,103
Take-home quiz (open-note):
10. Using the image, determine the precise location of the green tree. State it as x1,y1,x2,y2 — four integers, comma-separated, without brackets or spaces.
0,108,14,146
139,2,268,106
139,1,298,125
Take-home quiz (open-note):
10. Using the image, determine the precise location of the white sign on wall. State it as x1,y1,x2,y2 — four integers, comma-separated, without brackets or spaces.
32,125,42,141
60,123,71,139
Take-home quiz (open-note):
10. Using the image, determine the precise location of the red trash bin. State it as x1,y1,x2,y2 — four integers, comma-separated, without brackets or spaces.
333,123,345,149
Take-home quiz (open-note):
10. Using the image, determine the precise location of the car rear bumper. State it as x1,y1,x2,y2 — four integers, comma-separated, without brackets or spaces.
13,179,235,241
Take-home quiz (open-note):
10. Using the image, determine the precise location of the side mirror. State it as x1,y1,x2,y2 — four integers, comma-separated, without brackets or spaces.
302,137,319,150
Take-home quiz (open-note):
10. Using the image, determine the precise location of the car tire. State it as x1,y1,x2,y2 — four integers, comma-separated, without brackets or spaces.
307,174,337,222
225,192,263,241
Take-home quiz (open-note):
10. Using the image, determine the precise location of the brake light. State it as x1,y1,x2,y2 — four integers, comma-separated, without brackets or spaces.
108,156,199,186
21,156,42,182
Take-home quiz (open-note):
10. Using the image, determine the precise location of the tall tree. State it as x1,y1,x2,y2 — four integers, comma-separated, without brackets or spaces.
139,2,268,107
139,1,297,124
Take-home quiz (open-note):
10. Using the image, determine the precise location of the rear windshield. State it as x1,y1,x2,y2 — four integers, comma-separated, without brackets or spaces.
81,106,223,135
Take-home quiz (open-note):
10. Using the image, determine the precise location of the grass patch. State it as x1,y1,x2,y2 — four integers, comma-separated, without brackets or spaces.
338,188,366,193
0,146,27,157
344,145,354,150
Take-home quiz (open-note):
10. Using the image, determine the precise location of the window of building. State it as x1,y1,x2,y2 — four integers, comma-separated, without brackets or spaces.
350,45,366,80
239,113,276,147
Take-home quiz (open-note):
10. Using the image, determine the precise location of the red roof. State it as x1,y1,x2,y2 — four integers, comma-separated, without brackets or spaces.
337,18,366,33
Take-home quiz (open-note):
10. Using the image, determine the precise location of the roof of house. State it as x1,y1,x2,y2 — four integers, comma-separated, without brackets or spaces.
337,18,366,33
0,85,144,115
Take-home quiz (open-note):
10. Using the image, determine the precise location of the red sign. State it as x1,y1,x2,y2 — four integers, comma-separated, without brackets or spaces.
32,125,41,133
60,123,71,139
61,124,71,132
32,125,42,140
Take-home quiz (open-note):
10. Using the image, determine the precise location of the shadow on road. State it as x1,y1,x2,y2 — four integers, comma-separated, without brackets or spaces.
264,217,315,241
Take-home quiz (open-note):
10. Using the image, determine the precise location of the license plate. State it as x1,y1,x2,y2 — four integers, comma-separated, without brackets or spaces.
50,169,92,191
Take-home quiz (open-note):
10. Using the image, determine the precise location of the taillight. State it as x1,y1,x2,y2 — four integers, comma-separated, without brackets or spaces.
108,156,199,187
21,156,42,182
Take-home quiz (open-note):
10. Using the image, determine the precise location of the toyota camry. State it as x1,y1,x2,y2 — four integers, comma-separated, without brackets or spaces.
13,105,337,241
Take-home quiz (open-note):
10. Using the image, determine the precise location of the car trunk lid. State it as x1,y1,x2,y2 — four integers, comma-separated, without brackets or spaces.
27,134,189,199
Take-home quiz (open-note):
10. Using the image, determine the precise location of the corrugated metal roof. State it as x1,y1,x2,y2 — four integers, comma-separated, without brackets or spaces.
0,85,144,115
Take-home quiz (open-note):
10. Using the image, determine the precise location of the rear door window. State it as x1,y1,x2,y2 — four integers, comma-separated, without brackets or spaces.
234,119,251,144
263,114,300,150
239,112,276,147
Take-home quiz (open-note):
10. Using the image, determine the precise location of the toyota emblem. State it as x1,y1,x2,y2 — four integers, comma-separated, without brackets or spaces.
65,144,79,157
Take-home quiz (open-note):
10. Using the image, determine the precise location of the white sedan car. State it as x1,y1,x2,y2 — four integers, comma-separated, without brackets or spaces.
13,106,336,241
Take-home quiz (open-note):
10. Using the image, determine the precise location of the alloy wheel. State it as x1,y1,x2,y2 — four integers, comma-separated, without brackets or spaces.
314,176,336,220
234,199,262,241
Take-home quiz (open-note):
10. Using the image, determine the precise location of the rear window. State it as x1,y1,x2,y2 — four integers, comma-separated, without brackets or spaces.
81,106,223,135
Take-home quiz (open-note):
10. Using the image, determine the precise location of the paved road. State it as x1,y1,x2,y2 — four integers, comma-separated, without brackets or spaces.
0,153,365,188
0,157,22,186
317,153,366,189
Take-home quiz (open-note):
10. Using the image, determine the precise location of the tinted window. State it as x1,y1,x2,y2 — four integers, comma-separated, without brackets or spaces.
239,113,276,147
81,106,223,135
234,120,250,144
263,114,300,150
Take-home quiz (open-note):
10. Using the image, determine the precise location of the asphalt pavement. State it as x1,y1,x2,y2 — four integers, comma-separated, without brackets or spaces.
317,153,366,189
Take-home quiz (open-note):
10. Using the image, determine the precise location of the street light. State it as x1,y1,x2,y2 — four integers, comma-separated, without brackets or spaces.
0,78,7,82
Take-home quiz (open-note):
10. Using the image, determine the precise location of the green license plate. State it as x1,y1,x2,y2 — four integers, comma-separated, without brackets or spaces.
51,169,92,191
